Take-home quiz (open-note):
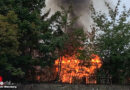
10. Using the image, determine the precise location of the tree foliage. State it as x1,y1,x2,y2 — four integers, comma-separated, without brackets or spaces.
0,11,19,55
91,0,130,84
0,0,62,82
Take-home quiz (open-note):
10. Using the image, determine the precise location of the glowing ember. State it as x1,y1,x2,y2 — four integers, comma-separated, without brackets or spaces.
54,54,102,84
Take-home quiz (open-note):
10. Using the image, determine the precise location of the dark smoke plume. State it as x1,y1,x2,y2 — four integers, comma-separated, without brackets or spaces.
51,0,91,30
45,0,110,31
56,0,91,12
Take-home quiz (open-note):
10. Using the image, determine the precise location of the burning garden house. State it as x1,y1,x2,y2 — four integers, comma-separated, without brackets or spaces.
31,53,104,84
54,54,102,84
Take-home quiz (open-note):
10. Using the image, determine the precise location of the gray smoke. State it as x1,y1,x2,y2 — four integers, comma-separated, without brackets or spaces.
45,0,113,31
55,0,90,13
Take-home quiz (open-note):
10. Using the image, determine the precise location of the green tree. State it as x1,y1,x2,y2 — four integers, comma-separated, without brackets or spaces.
49,6,87,82
0,0,52,82
91,0,130,84
0,11,25,81
0,0,71,82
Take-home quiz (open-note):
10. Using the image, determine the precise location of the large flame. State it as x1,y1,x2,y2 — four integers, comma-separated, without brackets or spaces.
54,54,102,84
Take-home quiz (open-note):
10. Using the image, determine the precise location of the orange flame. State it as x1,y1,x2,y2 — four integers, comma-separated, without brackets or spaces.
54,54,102,84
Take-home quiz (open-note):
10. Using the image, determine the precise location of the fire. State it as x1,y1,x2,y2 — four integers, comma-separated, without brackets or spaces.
54,54,102,84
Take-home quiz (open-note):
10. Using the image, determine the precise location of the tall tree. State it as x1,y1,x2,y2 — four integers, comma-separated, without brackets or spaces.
0,0,58,82
91,0,130,84
0,11,25,81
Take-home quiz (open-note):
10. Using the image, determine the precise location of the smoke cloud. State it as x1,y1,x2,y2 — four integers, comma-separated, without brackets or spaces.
45,0,112,31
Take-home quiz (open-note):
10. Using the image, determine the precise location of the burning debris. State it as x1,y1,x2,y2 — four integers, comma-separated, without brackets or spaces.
54,54,102,84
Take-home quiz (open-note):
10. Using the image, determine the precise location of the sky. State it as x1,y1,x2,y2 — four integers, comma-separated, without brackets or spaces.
121,0,130,9
114,0,130,10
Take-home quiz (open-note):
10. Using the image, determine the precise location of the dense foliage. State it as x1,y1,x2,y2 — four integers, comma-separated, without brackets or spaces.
0,0,59,82
91,0,130,84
